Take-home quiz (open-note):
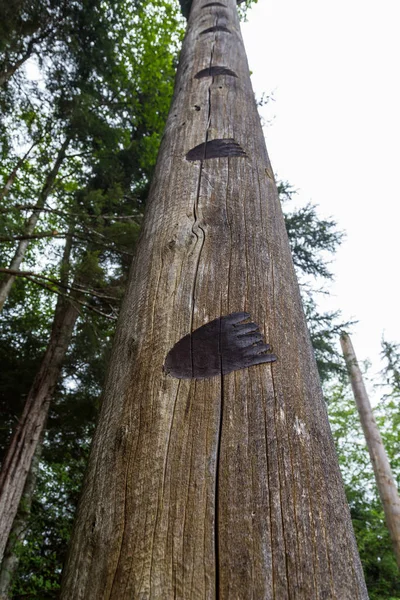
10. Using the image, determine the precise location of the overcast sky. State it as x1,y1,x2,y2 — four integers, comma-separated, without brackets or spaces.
241,0,400,398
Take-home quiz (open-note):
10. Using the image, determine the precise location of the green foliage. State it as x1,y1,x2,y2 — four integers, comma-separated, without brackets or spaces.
327,353,400,598
381,340,400,399
282,189,344,280
278,181,350,382
12,446,91,599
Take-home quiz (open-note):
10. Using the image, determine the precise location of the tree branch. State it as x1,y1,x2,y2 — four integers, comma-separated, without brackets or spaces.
1,272,118,320
0,232,65,242
0,230,134,256
0,204,141,222
0,268,120,303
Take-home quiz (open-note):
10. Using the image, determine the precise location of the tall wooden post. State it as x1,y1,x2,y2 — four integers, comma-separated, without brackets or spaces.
341,332,400,568
60,0,368,597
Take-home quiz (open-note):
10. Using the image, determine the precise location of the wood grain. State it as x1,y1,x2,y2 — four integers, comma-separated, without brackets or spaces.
60,0,368,597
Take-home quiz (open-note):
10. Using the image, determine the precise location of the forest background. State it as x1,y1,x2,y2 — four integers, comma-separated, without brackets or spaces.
0,0,398,598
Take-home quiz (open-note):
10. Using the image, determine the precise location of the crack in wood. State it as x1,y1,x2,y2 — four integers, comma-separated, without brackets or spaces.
186,139,246,161
200,25,230,35
195,66,238,79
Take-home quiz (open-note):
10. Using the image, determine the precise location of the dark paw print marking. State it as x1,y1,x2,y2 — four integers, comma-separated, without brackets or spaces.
200,25,231,35
186,139,246,161
163,312,277,379
195,66,238,79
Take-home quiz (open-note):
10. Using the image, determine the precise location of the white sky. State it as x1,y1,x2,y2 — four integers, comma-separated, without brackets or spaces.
241,0,400,397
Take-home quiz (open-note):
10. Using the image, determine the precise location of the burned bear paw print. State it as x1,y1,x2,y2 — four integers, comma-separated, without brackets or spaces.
163,312,277,379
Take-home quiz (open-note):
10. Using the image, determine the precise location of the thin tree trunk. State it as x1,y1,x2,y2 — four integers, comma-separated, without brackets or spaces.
341,332,400,568
61,0,367,597
0,56,29,87
0,39,37,87
0,143,36,203
0,441,43,599
0,234,79,563
0,136,70,312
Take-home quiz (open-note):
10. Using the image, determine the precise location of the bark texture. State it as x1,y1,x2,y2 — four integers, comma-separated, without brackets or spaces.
341,332,400,568
61,1,368,597
0,265,79,563
0,137,69,312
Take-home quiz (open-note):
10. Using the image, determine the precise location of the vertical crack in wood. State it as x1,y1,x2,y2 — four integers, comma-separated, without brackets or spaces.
188,15,216,343
188,12,222,594
215,299,224,599
286,422,301,591
255,169,279,595
270,365,291,592
307,443,336,594
262,382,276,597
149,382,181,595
182,391,197,596
109,383,144,597
269,261,290,593
280,277,320,593
209,18,220,597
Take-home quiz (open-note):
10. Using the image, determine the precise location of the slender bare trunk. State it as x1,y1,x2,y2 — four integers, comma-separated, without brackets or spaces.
0,143,36,203
61,0,367,597
0,38,37,87
0,57,29,87
0,441,43,599
0,234,79,563
0,137,70,312
341,332,400,568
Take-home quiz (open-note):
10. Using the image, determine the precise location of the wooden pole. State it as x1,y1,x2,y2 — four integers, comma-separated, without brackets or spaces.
60,1,368,597
341,332,400,568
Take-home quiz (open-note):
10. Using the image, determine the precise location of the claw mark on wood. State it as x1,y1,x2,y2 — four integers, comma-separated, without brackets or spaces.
202,2,227,6
195,66,237,79
186,139,246,161
200,25,230,35
163,312,277,379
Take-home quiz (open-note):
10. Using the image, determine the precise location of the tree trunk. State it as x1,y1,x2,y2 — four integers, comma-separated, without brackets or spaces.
0,441,43,599
341,332,400,568
0,40,37,87
0,143,36,203
0,136,69,312
61,1,367,597
0,235,79,563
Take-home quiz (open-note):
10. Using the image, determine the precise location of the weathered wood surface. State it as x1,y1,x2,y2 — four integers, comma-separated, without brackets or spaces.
60,0,368,597
341,332,400,568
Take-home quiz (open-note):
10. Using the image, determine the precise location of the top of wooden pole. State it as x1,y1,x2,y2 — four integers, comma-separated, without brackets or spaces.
179,0,244,18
